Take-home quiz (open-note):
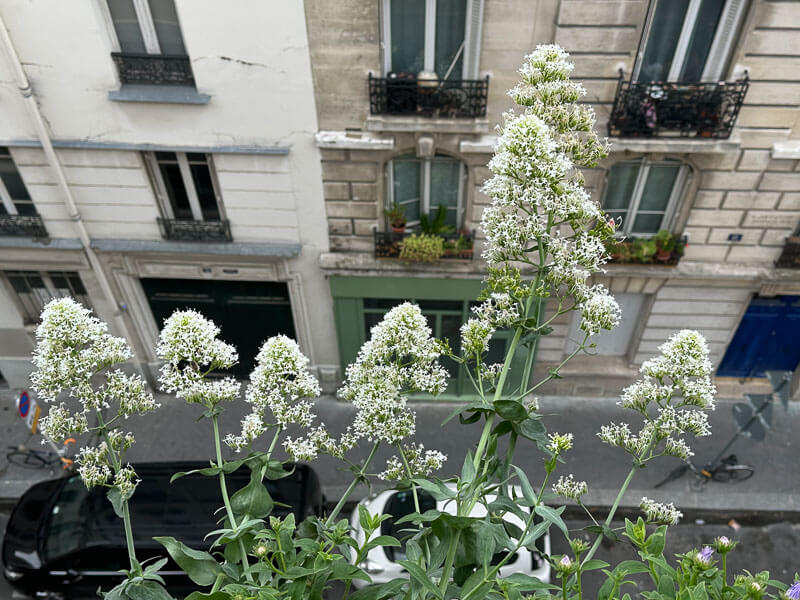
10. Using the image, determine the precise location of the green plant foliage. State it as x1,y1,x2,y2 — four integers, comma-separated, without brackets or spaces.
398,233,445,262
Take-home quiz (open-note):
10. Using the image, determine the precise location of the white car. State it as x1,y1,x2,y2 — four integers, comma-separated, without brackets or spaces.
349,487,551,588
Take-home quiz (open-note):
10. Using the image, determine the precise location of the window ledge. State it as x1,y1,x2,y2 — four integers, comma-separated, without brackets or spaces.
315,131,395,150
109,84,210,105
91,238,300,257
366,115,489,134
609,138,740,154
319,251,485,275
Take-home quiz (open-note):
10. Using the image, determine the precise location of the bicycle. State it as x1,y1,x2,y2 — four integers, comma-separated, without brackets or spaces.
655,454,754,491
6,437,76,471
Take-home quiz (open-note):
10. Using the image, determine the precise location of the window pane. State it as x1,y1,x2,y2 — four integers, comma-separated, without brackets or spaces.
390,0,425,74
602,164,639,211
107,0,147,54
680,0,725,81
440,314,461,377
631,213,664,234
0,156,31,201
189,159,220,221
417,300,462,312
430,158,460,227
364,298,400,310
638,0,689,81
147,0,187,55
392,158,421,223
158,162,192,219
435,0,467,78
638,165,680,211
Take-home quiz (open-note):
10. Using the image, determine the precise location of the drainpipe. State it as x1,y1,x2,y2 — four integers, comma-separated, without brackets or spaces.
0,14,139,353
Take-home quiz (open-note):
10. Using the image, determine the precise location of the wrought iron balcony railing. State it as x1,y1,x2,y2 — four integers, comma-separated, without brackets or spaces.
158,218,232,242
369,73,489,118
608,72,749,139
776,236,800,269
374,230,474,260
0,214,48,237
112,53,196,87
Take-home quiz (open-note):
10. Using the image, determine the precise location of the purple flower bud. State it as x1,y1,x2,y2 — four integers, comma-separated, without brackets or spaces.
786,581,800,600
560,555,572,568
697,546,714,565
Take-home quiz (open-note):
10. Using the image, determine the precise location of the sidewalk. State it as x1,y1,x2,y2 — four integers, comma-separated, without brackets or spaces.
2,391,798,515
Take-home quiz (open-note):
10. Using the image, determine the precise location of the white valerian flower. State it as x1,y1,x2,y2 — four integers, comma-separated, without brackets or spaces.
547,432,574,454
640,497,682,525
552,474,588,502
579,285,621,336
114,465,139,498
39,404,89,443
378,443,447,481
76,443,112,489
155,310,239,405
664,437,694,460
283,425,354,462
460,318,495,356
339,303,447,445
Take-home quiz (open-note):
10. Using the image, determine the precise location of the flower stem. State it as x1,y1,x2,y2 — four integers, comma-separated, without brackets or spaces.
325,441,380,527
211,413,253,583
582,464,637,565
398,445,420,514
439,529,461,596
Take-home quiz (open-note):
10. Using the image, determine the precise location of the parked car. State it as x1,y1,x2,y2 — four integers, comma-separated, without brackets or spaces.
2,461,324,598
349,487,551,588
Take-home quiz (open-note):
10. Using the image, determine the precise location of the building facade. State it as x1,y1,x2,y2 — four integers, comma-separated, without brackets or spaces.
0,1,339,393
305,0,800,399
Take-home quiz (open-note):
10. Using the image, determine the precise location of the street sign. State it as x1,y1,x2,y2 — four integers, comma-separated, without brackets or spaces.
16,390,41,434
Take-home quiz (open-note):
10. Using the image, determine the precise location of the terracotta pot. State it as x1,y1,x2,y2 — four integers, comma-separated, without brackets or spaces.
391,224,406,233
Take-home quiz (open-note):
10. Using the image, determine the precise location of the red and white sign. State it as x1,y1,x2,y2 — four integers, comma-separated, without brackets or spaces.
16,390,41,434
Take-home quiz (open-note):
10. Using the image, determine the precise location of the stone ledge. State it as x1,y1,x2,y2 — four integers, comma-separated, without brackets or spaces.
772,140,800,160
315,131,395,150
319,251,486,276
365,115,489,134
108,84,211,104
609,138,741,154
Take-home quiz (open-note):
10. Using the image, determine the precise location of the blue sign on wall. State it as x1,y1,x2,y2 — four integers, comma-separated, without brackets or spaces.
717,295,800,378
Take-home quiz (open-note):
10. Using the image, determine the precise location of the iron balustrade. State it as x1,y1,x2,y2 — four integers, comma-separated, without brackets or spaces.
374,230,474,260
157,218,232,242
608,72,749,139
0,214,48,238
776,237,800,269
111,53,196,87
369,73,489,118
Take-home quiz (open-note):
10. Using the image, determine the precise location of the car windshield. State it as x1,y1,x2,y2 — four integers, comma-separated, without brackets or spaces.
43,468,299,561
380,489,436,562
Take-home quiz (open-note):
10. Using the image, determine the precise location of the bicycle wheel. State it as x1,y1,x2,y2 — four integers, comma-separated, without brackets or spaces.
712,464,755,483
6,449,53,469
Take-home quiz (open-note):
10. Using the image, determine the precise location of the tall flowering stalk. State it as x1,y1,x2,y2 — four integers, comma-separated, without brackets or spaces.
31,298,164,598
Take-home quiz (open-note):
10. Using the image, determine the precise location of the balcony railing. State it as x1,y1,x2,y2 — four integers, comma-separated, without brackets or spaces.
158,218,232,242
112,53,196,87
374,230,474,260
368,73,489,118
0,214,48,237
776,237,800,269
608,73,749,139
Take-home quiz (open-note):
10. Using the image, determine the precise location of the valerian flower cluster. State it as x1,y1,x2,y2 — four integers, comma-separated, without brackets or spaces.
378,443,447,482
640,497,683,525
31,298,157,494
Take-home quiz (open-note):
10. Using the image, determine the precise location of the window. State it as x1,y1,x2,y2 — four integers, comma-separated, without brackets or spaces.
381,0,483,80
388,153,464,229
146,152,222,221
5,271,91,325
0,147,36,217
567,293,646,356
602,159,689,237
635,0,748,82
107,0,187,56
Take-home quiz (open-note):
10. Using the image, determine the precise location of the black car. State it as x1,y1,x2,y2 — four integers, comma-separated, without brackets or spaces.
2,461,324,598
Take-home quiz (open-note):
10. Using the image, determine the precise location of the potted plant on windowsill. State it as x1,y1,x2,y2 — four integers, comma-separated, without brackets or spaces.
654,229,676,262
398,233,444,263
383,203,407,233
456,232,473,259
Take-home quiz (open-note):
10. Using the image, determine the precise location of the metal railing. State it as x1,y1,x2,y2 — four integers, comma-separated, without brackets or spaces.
776,237,800,269
158,218,232,242
374,230,474,260
0,214,48,237
608,72,749,139
368,73,489,118
111,53,196,86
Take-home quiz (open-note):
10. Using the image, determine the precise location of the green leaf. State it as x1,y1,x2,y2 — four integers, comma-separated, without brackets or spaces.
153,536,221,587
458,410,482,425
494,399,528,422
503,573,560,591
185,593,231,600
395,508,441,525
534,504,569,539
512,466,537,506
615,560,651,576
365,535,401,550
411,477,456,500
398,560,443,600
658,575,676,599
120,580,174,600
491,420,514,436
106,487,126,519
517,417,546,442
230,467,274,519
170,459,248,483
487,495,528,522
461,452,477,484
582,559,610,571
348,578,406,600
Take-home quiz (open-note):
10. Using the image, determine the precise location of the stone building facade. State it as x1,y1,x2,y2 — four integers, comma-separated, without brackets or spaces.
306,0,800,398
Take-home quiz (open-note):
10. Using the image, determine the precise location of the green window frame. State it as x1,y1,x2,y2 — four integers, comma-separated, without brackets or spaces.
331,276,528,400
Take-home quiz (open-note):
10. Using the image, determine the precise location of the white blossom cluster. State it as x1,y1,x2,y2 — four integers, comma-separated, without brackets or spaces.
579,285,622,335
640,497,683,525
460,292,520,357
156,310,240,405
339,303,448,445
378,443,447,481
30,298,156,494
284,425,353,462
547,432,573,454
226,335,321,451
552,474,588,502
599,330,716,463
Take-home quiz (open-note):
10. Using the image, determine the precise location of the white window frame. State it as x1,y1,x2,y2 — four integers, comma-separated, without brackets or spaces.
380,0,484,79
634,0,748,82
100,0,175,54
386,155,466,229
0,148,34,216
604,159,689,238
144,152,224,222
4,271,92,325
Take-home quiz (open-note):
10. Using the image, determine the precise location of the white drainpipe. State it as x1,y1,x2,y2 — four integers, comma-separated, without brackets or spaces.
0,13,140,351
